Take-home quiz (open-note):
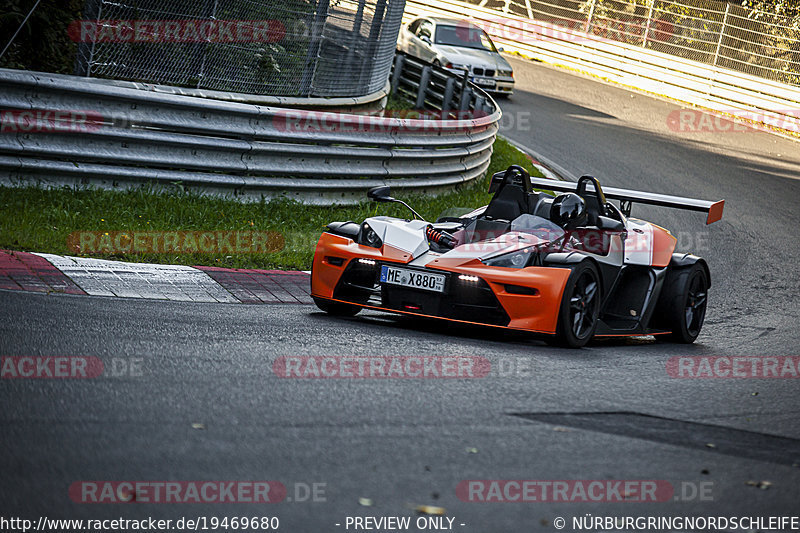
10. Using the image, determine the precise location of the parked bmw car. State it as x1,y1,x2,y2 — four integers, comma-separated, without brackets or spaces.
397,16,514,96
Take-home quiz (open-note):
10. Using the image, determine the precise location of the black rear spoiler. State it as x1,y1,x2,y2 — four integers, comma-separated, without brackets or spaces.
528,176,725,225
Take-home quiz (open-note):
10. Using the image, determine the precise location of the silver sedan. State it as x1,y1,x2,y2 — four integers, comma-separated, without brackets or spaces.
397,16,514,96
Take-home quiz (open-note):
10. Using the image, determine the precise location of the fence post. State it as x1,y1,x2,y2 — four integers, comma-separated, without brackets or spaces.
416,66,431,109
346,0,367,83
712,3,730,67
86,0,104,77
196,0,219,89
642,0,654,48
522,0,534,19
73,0,101,76
584,0,596,34
299,0,331,96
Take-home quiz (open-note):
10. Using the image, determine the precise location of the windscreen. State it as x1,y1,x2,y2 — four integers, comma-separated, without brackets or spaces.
434,25,497,52
460,215,563,246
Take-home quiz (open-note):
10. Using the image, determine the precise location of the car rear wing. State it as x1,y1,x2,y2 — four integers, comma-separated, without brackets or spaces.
528,176,725,225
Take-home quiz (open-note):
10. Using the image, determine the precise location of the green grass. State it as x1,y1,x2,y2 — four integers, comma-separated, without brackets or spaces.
0,136,543,270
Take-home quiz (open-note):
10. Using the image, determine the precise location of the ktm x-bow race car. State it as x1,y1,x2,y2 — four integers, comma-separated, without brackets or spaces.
310,166,724,347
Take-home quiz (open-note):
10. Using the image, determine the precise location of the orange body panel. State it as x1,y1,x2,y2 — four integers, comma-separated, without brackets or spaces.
427,257,571,333
649,224,677,267
311,234,413,298
707,200,724,224
311,233,573,334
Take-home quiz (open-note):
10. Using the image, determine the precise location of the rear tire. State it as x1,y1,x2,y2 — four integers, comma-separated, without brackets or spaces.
654,263,708,343
313,297,361,317
550,262,601,348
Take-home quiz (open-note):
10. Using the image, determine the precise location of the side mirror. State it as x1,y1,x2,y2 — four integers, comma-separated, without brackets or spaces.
367,186,424,220
420,35,431,45
368,186,392,202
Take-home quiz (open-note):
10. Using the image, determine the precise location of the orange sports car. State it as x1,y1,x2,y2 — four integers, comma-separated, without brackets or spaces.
310,166,724,347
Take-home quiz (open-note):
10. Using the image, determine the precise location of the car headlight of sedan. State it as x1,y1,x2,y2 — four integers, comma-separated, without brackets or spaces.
497,69,514,78
481,246,536,268
445,62,468,71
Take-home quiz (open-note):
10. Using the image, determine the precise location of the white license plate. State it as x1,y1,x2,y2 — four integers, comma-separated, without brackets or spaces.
473,77,495,87
380,266,446,293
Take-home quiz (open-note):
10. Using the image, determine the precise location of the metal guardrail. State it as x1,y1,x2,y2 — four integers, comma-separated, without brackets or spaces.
0,58,500,204
403,0,800,135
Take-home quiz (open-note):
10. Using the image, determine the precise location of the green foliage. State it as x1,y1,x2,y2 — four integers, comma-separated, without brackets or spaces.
741,0,800,21
0,0,83,73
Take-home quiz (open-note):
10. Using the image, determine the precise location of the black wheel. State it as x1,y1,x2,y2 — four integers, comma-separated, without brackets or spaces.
550,262,601,348
313,297,361,317
654,263,708,343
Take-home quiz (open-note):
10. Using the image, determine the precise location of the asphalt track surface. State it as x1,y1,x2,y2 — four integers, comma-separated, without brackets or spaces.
2,58,800,531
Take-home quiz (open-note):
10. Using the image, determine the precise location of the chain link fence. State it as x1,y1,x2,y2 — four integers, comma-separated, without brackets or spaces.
74,0,405,97
472,0,800,86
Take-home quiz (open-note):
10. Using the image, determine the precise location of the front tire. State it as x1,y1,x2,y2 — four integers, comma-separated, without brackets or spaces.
654,263,708,343
313,297,361,317
550,262,601,348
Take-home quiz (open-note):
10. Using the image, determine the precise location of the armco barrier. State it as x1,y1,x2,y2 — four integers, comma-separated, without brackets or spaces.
403,0,800,134
0,56,500,205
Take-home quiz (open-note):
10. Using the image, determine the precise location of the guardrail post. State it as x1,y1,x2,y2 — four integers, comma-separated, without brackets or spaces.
416,66,431,109
390,55,405,94
474,95,486,115
459,86,473,111
442,77,455,115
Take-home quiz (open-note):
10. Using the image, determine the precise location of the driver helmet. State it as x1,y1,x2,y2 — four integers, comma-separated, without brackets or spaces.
550,193,587,229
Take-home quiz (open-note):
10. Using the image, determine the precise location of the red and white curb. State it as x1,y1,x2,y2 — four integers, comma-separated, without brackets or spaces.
0,250,311,304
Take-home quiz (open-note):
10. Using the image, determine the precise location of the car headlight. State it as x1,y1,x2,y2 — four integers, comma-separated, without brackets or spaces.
497,69,513,78
481,247,536,268
358,223,383,249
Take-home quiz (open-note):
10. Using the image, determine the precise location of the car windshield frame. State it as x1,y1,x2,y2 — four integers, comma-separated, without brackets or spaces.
433,24,498,52
460,215,565,246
